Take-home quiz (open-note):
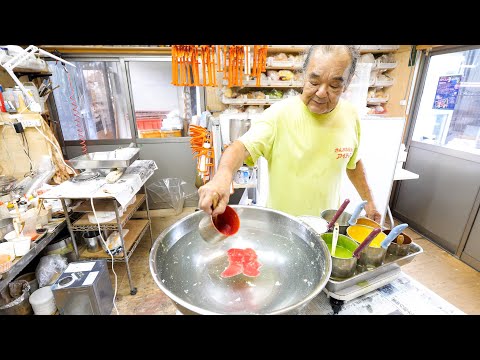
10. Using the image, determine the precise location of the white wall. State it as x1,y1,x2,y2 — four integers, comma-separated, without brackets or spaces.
128,61,179,111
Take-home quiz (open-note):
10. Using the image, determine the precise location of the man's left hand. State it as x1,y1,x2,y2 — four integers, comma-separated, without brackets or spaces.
365,203,382,223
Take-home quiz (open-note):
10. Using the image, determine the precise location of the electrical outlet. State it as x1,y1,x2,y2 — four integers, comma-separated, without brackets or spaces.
19,119,41,127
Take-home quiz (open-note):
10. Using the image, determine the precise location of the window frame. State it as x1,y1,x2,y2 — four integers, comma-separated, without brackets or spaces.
406,45,480,162
47,54,205,148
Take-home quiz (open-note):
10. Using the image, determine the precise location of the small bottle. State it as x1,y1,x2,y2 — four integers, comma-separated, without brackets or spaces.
0,85,7,112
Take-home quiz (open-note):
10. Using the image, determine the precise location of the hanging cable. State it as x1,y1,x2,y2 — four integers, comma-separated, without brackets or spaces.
62,62,88,155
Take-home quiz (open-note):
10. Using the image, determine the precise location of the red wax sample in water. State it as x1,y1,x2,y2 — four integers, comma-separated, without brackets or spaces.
221,248,262,278
213,206,240,236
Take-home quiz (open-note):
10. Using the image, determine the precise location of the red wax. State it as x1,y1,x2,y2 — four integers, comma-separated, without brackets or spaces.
221,248,262,278
213,206,240,236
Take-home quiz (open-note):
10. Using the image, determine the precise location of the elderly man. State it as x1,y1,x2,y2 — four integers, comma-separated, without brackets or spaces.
199,45,381,222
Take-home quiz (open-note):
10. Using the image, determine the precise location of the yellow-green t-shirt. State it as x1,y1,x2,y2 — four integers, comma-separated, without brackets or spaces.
239,96,361,216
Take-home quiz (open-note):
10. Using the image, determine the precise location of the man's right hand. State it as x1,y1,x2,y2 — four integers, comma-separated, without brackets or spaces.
198,178,232,216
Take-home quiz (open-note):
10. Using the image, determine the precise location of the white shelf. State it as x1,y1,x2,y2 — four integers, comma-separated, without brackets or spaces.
371,80,394,87
359,45,400,54
374,62,398,70
367,97,389,105
266,46,309,53
233,182,256,189
222,79,304,88
394,168,419,181
266,60,303,69
222,95,282,105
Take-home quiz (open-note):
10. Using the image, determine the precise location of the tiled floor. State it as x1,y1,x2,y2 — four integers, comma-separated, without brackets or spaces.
109,208,480,315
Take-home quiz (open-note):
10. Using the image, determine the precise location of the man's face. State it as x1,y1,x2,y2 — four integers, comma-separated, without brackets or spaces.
300,50,352,114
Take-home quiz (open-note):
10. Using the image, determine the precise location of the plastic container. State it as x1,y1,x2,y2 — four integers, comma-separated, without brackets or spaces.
29,286,57,315
10,236,30,256
0,84,7,112
0,242,15,273
137,118,162,130
138,130,162,138
160,129,182,138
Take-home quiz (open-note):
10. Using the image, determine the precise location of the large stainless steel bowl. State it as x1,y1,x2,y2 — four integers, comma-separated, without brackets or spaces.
150,206,332,315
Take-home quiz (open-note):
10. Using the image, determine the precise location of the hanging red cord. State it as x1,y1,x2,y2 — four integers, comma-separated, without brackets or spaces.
63,64,87,155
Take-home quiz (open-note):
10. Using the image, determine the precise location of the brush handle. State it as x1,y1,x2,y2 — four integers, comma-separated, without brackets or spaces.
381,223,409,249
327,199,350,230
348,200,368,225
353,228,381,258
331,223,340,257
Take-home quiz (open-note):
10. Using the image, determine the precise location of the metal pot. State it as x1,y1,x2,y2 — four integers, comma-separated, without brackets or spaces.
355,217,382,229
229,118,251,142
320,233,358,279
0,217,14,241
385,230,412,257
0,283,33,315
150,206,332,314
15,272,39,294
44,235,78,263
320,209,353,235
82,231,102,253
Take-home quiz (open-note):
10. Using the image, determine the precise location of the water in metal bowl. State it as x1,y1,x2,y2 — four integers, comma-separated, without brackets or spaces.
150,206,331,315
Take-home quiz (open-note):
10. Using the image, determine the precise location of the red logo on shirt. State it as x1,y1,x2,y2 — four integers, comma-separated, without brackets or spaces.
335,147,353,159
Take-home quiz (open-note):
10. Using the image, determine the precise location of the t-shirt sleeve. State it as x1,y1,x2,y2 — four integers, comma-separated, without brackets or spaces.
238,110,277,167
347,112,361,170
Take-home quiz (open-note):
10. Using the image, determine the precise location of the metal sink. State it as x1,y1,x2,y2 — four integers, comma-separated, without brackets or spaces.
69,147,140,170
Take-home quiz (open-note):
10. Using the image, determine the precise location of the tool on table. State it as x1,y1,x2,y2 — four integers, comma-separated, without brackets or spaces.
332,223,339,257
348,200,368,226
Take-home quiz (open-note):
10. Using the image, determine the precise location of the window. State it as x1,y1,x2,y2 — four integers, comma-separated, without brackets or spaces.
128,61,202,138
412,48,480,155
50,61,131,141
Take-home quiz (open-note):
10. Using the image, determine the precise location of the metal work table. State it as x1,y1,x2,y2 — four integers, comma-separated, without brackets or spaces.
41,184,154,296
0,219,66,293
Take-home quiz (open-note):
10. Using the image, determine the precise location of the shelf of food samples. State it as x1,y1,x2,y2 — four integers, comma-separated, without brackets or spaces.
222,79,304,88
266,45,310,53
222,95,283,105
221,88,300,106
367,97,389,105
373,62,397,70
358,45,400,54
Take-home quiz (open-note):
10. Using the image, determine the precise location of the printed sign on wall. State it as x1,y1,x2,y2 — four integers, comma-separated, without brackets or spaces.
433,75,462,110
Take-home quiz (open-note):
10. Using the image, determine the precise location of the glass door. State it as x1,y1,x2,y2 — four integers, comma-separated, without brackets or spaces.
411,48,480,154
393,46,480,268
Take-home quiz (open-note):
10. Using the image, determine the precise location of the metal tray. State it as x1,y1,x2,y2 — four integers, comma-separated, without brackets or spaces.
69,147,140,169
325,242,423,293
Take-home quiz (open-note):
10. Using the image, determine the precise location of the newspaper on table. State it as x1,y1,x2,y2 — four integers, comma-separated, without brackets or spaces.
40,160,158,208
300,272,465,315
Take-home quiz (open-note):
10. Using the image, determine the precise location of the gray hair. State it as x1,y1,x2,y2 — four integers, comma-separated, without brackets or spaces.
302,45,360,85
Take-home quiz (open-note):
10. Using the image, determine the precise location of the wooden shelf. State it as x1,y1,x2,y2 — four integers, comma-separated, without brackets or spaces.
78,219,149,260
266,66,302,71
359,46,400,54
223,79,303,88
233,182,256,189
39,45,172,55
267,46,309,53
72,194,146,230
222,95,282,105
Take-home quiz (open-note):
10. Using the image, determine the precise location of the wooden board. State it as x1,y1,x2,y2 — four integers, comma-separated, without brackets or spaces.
72,194,146,227
74,194,145,213
78,219,149,259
